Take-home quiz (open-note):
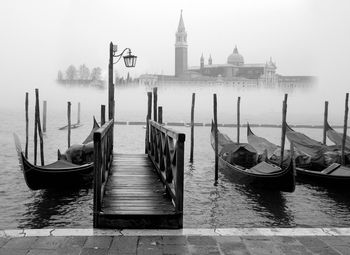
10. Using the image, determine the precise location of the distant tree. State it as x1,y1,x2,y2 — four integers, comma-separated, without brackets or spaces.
79,64,90,80
66,65,77,81
90,67,102,80
57,70,63,81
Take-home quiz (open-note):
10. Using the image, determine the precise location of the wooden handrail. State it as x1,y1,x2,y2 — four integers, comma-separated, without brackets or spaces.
93,119,114,227
147,120,185,214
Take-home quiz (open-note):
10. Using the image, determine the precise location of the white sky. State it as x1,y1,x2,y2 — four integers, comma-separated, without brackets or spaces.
0,0,350,88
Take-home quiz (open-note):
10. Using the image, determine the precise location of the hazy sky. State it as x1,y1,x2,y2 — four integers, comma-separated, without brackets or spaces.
0,0,350,98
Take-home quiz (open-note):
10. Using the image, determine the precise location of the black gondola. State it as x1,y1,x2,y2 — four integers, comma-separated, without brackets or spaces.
247,123,350,188
211,122,295,192
13,118,100,190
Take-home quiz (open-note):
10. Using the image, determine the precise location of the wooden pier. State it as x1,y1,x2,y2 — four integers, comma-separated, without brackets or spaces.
93,119,185,229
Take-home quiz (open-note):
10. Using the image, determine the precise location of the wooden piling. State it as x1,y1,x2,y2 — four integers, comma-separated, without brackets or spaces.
237,96,241,144
101,105,106,125
323,101,328,145
280,94,288,167
153,87,158,122
158,106,163,124
341,93,349,165
77,102,81,124
68,101,71,148
35,89,44,166
145,92,152,153
34,92,38,165
213,94,218,184
43,100,47,133
25,92,29,159
190,93,195,162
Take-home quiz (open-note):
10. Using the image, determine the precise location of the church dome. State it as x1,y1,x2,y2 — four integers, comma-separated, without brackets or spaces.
227,46,244,66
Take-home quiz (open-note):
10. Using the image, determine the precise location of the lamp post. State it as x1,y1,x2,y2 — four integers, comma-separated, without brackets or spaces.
108,42,137,121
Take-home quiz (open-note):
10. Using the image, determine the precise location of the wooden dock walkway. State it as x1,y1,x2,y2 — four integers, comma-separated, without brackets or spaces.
93,119,185,229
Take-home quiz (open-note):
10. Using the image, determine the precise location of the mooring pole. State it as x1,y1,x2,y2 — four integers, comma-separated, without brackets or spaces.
341,93,349,165
35,89,44,166
158,106,163,124
280,94,288,167
213,94,218,185
77,102,81,124
68,101,71,148
101,105,106,125
153,87,158,122
323,101,329,145
43,100,47,133
108,42,114,121
237,96,241,144
34,91,38,165
25,92,29,159
145,92,152,153
190,93,196,162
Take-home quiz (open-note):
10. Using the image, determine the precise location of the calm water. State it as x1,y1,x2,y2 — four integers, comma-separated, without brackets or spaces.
1,83,350,229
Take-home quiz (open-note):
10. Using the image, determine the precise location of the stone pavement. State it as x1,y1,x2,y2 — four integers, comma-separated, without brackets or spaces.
1,228,350,254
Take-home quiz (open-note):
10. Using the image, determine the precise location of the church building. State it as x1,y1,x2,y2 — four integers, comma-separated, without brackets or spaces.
139,11,315,87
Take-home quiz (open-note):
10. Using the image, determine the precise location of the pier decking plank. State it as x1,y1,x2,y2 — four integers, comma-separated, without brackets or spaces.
96,153,181,229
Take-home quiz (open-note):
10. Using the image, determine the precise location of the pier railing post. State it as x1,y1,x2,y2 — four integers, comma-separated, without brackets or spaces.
43,100,47,133
101,105,106,126
158,106,163,124
35,89,44,166
237,96,241,144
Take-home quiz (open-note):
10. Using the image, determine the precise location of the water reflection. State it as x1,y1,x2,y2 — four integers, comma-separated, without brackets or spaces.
18,188,92,229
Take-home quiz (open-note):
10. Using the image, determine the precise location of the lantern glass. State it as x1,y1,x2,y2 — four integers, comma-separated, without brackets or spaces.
123,54,137,68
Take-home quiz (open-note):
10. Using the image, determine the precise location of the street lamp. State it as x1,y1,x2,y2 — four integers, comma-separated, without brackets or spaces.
108,42,137,121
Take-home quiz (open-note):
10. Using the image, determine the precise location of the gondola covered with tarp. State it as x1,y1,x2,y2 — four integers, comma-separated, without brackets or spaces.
14,118,100,190
211,122,295,192
247,122,350,188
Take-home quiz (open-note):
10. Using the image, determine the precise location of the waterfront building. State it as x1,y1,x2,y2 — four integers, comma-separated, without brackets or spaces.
139,11,315,88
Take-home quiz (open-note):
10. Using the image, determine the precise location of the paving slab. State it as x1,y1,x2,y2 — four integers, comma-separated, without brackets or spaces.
84,236,113,249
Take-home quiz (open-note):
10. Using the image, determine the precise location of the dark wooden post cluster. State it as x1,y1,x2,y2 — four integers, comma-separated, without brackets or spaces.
280,94,288,167
190,93,195,162
341,93,349,165
213,94,218,184
323,101,329,145
158,106,163,124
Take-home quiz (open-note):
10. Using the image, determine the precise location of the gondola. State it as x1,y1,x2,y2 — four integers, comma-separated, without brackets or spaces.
247,123,350,188
285,123,350,188
211,122,295,192
13,118,100,190
325,121,350,151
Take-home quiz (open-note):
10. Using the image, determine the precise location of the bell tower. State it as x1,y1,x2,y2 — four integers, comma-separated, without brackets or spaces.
175,10,188,77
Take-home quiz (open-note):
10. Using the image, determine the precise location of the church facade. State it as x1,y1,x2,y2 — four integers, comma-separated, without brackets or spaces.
139,11,315,88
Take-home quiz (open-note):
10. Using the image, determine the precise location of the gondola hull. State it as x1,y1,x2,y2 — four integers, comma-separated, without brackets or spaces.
20,153,93,190
211,123,295,192
296,167,350,188
218,155,295,192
